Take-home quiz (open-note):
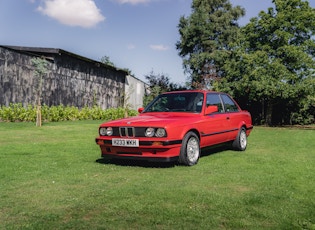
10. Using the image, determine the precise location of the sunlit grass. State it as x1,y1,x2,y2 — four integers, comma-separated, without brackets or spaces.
0,122,314,229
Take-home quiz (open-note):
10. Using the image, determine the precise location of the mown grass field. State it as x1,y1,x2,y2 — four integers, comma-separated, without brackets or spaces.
0,121,314,229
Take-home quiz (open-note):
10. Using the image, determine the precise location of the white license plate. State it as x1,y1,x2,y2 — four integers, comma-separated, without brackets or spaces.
112,138,139,147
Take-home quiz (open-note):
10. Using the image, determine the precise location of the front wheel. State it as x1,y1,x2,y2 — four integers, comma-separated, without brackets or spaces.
232,127,247,151
179,132,200,166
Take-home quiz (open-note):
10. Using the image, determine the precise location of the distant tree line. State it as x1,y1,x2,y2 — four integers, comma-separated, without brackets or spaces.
145,0,314,126
142,71,187,107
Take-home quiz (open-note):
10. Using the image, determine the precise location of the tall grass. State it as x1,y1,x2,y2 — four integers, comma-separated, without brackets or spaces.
0,122,314,229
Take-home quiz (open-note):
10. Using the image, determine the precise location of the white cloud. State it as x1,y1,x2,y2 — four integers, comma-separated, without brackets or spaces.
127,44,136,50
115,0,151,5
37,0,105,28
150,44,169,51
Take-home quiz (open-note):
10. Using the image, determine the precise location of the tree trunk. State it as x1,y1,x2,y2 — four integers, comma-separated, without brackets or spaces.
265,100,273,126
36,97,42,127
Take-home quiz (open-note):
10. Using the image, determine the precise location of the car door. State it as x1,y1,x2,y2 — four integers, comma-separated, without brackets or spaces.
220,94,241,141
199,93,230,147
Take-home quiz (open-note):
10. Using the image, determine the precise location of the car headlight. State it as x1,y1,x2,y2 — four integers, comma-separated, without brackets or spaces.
100,127,107,136
145,128,167,137
145,127,155,137
99,127,113,136
106,127,113,136
155,128,166,137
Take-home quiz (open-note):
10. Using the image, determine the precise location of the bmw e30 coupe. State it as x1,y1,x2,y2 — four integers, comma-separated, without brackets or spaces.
95,90,253,166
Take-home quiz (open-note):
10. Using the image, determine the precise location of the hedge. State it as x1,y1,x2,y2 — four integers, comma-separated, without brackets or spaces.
0,103,138,122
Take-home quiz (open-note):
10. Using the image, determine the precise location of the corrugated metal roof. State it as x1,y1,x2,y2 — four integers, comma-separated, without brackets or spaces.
0,45,128,74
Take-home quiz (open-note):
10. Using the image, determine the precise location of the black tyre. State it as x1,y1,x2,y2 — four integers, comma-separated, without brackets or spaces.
232,127,247,151
179,131,200,166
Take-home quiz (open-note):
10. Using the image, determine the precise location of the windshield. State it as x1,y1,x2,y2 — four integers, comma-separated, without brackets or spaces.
144,92,204,113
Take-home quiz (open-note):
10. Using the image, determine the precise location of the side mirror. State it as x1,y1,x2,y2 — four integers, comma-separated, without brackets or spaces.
138,107,144,113
205,105,218,115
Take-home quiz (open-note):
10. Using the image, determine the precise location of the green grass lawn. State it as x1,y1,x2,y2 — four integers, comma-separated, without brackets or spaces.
0,121,314,229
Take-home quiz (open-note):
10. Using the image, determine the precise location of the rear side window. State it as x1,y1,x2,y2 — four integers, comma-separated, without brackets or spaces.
206,93,224,113
221,94,239,112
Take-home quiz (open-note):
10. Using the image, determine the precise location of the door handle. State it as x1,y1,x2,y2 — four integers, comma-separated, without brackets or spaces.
226,117,230,120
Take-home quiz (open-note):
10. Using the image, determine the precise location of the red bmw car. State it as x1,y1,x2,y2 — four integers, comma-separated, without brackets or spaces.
95,90,253,166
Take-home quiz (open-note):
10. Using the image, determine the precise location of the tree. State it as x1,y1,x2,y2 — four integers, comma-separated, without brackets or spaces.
31,57,49,127
220,0,315,125
143,71,186,106
100,56,115,67
176,0,244,89
144,71,171,93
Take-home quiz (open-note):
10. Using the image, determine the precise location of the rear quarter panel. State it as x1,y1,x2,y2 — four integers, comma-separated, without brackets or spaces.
227,111,252,140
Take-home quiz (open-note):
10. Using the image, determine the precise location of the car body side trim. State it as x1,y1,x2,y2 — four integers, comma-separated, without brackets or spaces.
201,128,239,137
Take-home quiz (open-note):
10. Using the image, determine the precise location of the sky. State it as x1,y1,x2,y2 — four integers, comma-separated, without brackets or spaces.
1,0,314,84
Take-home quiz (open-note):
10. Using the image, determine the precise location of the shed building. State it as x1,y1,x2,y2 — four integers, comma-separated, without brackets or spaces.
0,45,147,110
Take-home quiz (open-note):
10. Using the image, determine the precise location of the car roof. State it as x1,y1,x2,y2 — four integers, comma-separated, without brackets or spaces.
161,90,218,95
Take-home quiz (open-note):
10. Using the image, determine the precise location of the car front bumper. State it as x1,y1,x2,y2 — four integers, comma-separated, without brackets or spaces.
95,138,182,162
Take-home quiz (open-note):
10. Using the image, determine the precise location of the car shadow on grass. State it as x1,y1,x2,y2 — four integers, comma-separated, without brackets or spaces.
200,143,232,158
95,144,231,168
95,158,177,168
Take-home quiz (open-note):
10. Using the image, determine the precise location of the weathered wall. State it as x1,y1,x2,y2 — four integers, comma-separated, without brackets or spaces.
0,46,126,109
125,75,148,110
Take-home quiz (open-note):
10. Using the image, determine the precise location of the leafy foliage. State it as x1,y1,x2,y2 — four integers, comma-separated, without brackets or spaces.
176,0,315,125
31,57,49,92
219,0,315,125
176,0,244,88
0,104,137,123
31,57,50,126
143,71,186,107
100,55,116,67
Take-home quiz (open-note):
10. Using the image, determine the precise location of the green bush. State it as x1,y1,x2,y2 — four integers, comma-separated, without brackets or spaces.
0,104,137,122
0,103,36,122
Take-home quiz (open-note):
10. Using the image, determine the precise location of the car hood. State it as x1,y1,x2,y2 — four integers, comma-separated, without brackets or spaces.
100,112,201,127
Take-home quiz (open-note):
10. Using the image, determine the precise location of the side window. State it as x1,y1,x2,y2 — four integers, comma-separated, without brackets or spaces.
221,94,239,112
206,93,224,113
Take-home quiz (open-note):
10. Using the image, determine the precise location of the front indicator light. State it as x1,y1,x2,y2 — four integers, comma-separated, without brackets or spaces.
96,140,103,145
152,141,163,146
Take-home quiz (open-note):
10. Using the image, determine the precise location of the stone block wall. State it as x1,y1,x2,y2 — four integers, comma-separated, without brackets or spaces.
0,46,126,109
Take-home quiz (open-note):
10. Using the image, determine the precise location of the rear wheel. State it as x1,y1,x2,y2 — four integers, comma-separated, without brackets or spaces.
232,127,247,151
179,132,200,166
